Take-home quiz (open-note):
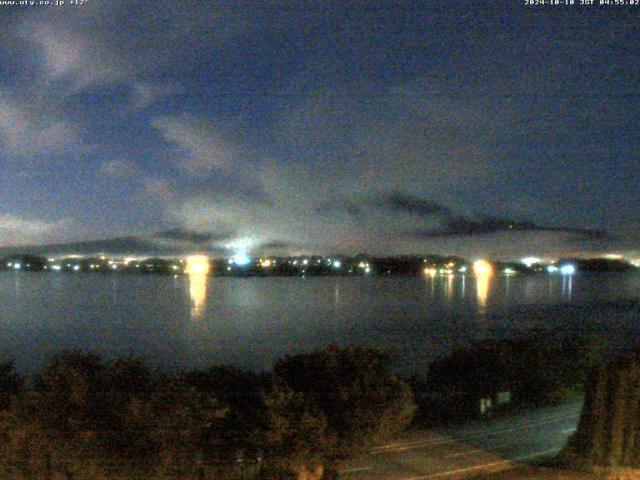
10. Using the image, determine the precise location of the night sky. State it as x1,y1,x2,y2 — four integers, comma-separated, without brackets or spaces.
0,2,638,259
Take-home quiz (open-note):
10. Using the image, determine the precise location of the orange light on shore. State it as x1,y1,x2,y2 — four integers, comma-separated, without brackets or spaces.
185,255,210,275
473,259,493,276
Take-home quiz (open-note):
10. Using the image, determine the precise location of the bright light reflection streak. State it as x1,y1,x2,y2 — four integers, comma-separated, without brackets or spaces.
446,273,454,301
185,256,210,319
473,260,493,314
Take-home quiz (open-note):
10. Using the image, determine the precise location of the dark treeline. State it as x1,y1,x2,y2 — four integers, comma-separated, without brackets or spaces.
0,346,415,480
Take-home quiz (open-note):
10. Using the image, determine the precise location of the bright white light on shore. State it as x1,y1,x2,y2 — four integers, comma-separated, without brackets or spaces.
560,264,576,275
226,237,254,267
473,260,493,276
52,265,61,271
185,255,210,275
547,265,559,273
503,268,516,275
333,260,342,268
13,263,21,270
521,257,542,268
459,266,467,273
73,265,80,271
364,267,371,274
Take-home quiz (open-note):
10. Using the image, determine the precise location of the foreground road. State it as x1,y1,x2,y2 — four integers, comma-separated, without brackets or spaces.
339,402,583,479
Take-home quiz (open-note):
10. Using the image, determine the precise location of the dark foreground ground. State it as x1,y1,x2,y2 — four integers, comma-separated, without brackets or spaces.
339,401,588,479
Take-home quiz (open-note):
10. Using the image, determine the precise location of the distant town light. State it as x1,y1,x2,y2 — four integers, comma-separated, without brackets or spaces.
547,265,559,273
333,260,342,268
302,259,309,265
73,265,80,272
458,266,468,273
260,259,273,268
364,267,371,274
52,265,61,271
560,264,576,275
521,257,542,268
13,263,21,270
424,267,437,277
503,268,516,275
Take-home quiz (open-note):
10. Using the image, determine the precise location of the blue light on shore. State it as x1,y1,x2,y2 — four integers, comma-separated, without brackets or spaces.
560,264,576,275
232,253,251,266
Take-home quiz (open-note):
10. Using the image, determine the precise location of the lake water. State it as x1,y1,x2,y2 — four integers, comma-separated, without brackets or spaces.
1,271,639,374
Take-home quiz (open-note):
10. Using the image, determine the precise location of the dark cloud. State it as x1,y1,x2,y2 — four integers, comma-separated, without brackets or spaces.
414,216,607,239
0,233,229,257
377,191,451,218
255,241,294,252
155,228,232,245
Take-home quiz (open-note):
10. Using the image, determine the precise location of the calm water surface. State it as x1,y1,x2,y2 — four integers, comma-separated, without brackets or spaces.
1,271,639,373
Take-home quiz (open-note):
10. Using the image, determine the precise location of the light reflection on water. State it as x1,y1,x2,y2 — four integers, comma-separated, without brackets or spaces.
476,272,491,314
0,271,639,374
188,272,208,319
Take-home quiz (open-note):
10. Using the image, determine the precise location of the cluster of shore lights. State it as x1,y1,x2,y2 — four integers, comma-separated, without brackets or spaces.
423,261,465,277
423,260,492,277
185,255,210,275
260,258,273,268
